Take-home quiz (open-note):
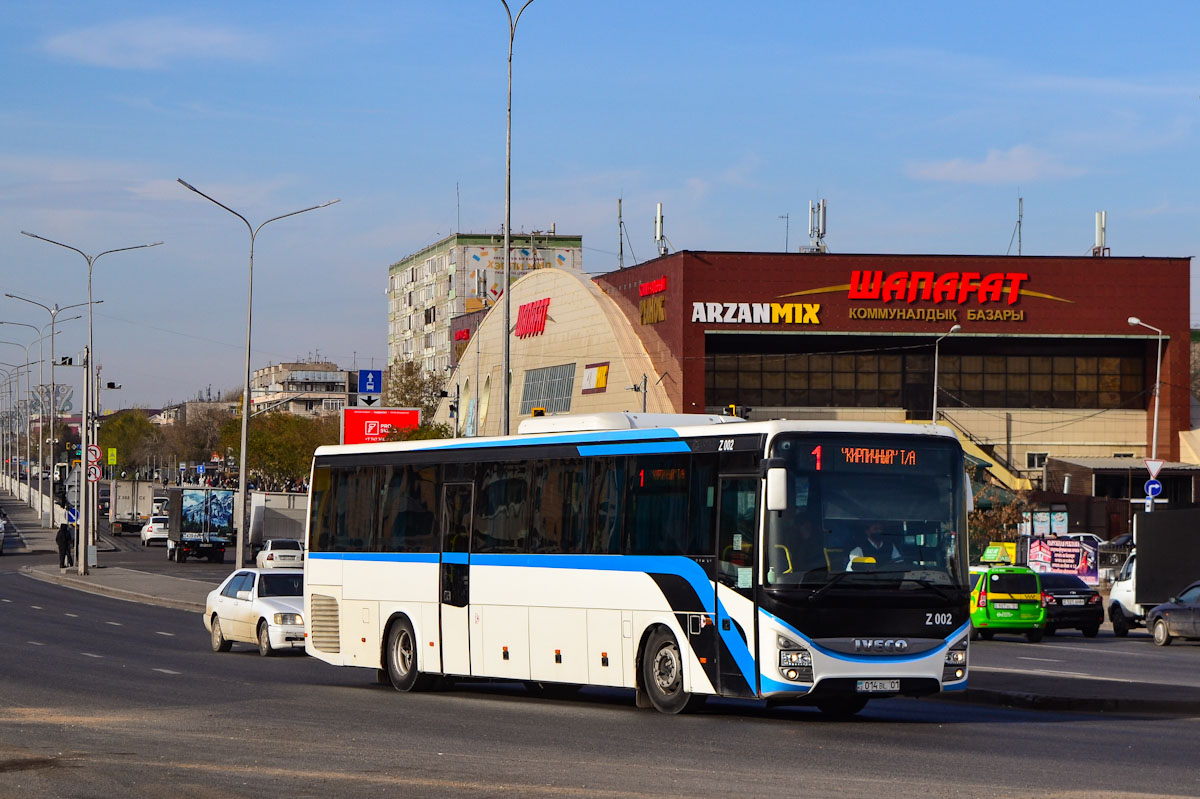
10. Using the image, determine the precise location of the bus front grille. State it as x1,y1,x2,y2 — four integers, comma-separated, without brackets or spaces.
310,593,341,653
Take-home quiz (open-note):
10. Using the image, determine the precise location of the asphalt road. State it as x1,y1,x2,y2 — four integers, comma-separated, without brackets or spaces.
2,568,1199,799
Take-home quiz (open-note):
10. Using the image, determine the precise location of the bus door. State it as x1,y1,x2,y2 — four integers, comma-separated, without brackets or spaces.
715,474,760,698
440,482,473,676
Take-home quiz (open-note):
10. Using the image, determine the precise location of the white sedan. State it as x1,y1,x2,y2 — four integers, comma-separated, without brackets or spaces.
140,516,170,546
203,568,305,657
256,538,305,569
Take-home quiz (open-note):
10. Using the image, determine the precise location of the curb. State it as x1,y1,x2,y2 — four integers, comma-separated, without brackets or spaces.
19,565,205,614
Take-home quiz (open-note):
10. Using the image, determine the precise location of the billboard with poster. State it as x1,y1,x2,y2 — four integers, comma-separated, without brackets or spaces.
1028,537,1099,585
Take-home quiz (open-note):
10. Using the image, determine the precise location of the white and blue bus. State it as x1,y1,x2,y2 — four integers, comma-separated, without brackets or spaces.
303,413,971,716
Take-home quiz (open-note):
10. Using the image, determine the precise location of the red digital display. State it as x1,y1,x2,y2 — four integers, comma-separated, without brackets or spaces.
810,444,919,470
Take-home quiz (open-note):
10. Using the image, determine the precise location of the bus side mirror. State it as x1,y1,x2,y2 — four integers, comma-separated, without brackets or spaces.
766,467,787,512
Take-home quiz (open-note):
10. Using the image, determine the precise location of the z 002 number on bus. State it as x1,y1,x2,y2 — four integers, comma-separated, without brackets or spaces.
926,612,953,626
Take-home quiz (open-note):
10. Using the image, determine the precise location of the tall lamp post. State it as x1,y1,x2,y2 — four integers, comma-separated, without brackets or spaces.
177,178,339,567
1128,316,1164,462
0,343,36,508
500,0,535,437
22,232,161,572
6,295,93,527
931,323,962,423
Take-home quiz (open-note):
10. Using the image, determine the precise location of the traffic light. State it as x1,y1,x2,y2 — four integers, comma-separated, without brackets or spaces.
531,407,546,417
724,404,753,418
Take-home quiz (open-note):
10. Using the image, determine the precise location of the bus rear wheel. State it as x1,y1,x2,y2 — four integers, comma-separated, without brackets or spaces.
385,617,422,692
642,627,703,714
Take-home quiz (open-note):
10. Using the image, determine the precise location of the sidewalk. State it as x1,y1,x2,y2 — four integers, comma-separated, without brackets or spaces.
5,490,1200,716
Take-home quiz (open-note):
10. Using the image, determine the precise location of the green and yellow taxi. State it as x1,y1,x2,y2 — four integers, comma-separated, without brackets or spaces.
969,565,1046,642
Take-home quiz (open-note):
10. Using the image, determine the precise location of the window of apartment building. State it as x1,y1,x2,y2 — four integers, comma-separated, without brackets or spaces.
520,363,576,415
323,398,345,412
1026,452,1048,469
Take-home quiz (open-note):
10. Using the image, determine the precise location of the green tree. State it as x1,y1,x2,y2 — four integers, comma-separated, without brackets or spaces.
222,411,339,487
97,410,157,474
385,358,445,421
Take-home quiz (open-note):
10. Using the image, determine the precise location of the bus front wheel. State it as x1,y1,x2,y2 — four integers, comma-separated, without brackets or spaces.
385,617,421,691
642,627,703,714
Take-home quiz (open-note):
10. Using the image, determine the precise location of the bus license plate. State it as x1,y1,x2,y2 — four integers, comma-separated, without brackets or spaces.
856,679,899,693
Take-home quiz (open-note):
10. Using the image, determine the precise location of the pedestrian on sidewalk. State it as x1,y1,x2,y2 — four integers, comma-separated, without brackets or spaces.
56,523,74,568
0,513,7,556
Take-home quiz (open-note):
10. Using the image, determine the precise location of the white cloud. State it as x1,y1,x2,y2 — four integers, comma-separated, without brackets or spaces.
43,17,269,69
905,145,1086,185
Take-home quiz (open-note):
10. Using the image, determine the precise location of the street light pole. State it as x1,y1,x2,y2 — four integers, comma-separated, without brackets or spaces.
6,295,93,527
21,232,161,572
1128,316,1164,462
931,323,962,423
0,342,35,509
177,178,339,567
501,0,535,437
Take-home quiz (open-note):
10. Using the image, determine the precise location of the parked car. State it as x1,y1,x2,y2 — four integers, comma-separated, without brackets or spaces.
140,516,170,546
970,565,1047,642
1038,572,1103,637
203,568,305,656
255,538,305,569
1146,580,1200,646
1061,532,1105,549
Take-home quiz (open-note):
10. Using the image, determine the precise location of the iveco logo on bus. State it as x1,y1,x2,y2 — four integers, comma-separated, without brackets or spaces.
854,638,909,654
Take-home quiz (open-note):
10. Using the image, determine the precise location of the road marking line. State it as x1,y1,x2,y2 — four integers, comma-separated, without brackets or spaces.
1,598,11,603
973,665,1139,683
30,605,42,610
1040,644,1150,657
81,653,103,658
152,668,181,675
1017,656,1062,662
105,621,122,626
65,613,78,617
28,641,44,646
156,631,174,637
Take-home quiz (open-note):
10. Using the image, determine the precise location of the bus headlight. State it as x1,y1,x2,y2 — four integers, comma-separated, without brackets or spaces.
944,649,967,665
779,649,812,668
274,613,303,626
777,635,813,681
943,638,967,682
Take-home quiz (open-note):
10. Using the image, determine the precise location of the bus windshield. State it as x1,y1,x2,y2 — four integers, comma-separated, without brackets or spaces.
765,434,967,590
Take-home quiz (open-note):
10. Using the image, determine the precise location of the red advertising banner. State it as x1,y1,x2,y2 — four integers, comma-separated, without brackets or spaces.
342,408,421,445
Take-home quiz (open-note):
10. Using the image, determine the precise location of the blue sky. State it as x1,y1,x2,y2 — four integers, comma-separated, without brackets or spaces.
2,2,1198,408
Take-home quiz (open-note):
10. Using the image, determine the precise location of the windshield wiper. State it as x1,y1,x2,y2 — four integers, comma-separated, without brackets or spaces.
805,570,854,603
902,576,957,601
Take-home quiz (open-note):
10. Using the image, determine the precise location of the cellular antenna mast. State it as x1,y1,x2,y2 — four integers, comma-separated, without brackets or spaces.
806,199,827,253
654,202,669,256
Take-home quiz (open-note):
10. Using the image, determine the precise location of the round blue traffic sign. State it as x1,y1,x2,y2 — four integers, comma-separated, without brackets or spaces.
1144,478,1163,497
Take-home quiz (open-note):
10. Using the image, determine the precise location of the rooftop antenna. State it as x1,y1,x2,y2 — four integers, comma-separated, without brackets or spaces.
806,199,827,252
1092,211,1109,257
779,213,790,251
618,197,624,269
654,202,670,256
1006,195,1023,255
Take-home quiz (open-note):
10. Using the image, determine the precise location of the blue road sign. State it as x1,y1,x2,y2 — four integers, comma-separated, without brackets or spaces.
197,464,205,475
358,369,382,395
1144,478,1163,498
66,507,78,523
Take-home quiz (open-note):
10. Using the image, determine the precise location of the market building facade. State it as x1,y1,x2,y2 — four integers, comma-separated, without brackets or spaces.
435,251,1191,491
